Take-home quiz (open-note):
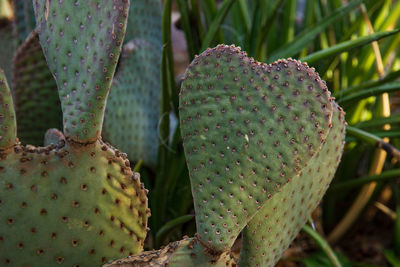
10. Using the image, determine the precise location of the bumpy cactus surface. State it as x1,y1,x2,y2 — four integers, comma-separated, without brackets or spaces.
103,39,161,168
0,69,16,149
13,30,61,145
13,0,36,45
0,0,150,265
124,0,162,47
33,0,127,143
0,0,15,82
103,0,162,167
239,102,345,266
103,45,346,266
180,45,338,251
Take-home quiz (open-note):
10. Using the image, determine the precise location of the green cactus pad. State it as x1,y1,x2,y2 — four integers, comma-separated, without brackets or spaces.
33,0,129,143
0,21,16,81
103,39,161,167
0,138,149,266
103,236,236,267
0,68,16,150
13,30,62,146
179,45,335,251
13,0,36,45
125,0,162,47
239,103,346,267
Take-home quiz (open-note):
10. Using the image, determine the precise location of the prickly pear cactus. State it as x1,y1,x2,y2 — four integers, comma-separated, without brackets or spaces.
33,0,128,143
179,45,346,266
13,0,36,45
239,102,346,266
0,0,15,82
180,44,335,251
0,69,17,149
102,44,346,267
103,39,160,168
13,30,62,145
103,0,162,167
125,0,162,47
0,0,151,266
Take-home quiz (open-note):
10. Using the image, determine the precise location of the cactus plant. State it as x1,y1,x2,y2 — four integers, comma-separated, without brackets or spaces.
0,68,16,148
12,30,62,145
124,0,162,47
103,0,162,167
103,39,161,168
0,0,15,82
0,0,150,265
104,44,346,266
239,101,345,266
12,0,36,45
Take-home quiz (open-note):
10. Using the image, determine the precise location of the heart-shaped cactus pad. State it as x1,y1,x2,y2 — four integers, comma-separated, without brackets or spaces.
179,44,345,254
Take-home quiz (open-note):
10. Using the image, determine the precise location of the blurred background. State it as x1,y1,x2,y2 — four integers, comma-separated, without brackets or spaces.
2,0,400,266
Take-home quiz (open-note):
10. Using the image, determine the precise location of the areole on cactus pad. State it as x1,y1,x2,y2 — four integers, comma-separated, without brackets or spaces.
0,0,150,266
104,44,346,267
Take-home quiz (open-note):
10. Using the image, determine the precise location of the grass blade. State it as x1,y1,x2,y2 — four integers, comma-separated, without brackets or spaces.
155,214,194,247
394,186,400,256
330,169,400,191
153,0,173,234
176,0,199,59
190,0,205,41
232,0,250,35
354,114,400,128
346,126,400,159
302,225,343,267
247,0,266,57
333,69,400,98
268,0,365,61
201,0,235,51
201,0,217,29
301,29,400,65
338,82,400,104
255,0,284,60
281,0,298,44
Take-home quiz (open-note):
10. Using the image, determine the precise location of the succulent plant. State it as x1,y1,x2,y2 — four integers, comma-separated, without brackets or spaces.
239,100,345,266
124,0,162,47
13,30,62,145
103,0,162,167
104,44,346,266
12,0,36,45
0,0,15,82
103,38,161,168
0,0,150,266
10,0,163,151
0,1,59,147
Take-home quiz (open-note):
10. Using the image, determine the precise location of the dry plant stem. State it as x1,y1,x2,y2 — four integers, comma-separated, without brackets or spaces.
374,201,397,220
346,126,400,160
327,4,391,243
